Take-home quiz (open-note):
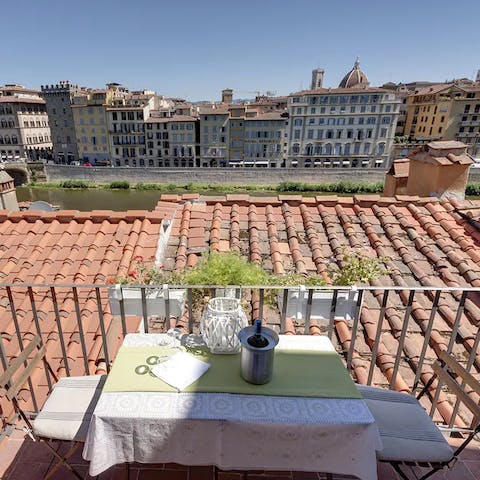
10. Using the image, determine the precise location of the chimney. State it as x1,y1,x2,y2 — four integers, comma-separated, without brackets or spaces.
0,171,19,211
405,141,473,200
476,69,480,83
222,88,233,104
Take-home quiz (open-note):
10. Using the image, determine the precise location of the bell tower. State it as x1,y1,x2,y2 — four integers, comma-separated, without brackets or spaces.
311,68,324,90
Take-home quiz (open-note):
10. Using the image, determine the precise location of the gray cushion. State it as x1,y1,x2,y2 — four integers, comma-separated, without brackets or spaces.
358,386,453,463
33,375,106,442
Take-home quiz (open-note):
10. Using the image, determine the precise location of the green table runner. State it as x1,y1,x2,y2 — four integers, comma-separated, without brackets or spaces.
103,345,361,399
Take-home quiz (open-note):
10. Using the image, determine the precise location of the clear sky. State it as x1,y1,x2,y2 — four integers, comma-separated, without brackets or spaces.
3,0,480,101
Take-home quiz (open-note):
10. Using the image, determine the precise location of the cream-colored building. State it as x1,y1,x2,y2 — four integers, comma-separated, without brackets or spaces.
0,85,52,162
199,105,229,167
287,60,400,168
145,114,199,167
107,91,163,167
243,112,287,167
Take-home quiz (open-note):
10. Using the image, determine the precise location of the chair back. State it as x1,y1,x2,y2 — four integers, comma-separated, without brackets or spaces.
433,351,480,425
0,336,46,403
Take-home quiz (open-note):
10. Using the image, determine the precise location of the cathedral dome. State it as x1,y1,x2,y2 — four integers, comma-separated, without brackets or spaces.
339,58,370,88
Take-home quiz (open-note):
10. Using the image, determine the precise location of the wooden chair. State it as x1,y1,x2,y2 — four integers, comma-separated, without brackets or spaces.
358,350,480,480
0,335,106,479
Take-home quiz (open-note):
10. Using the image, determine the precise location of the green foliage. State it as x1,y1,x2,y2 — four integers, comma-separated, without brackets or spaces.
106,180,130,189
58,180,91,189
329,248,389,286
466,183,480,196
180,252,270,286
277,181,383,194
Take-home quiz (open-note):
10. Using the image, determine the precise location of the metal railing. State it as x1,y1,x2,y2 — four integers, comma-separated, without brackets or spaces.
0,283,479,431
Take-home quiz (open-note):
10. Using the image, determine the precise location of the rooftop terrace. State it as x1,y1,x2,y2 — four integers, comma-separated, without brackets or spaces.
0,194,479,478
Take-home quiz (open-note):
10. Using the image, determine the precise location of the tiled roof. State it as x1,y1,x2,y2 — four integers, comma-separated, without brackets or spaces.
145,115,197,124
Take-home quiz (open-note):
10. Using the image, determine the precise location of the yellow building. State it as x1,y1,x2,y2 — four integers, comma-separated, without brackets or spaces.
72,84,127,165
404,83,480,157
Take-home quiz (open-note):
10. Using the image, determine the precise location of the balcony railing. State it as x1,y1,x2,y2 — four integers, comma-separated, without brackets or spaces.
0,283,479,436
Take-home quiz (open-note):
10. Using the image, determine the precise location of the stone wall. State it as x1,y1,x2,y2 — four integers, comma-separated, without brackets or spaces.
45,165,390,185
45,165,480,186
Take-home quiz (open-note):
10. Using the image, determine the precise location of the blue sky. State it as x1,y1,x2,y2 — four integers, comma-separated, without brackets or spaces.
3,0,479,101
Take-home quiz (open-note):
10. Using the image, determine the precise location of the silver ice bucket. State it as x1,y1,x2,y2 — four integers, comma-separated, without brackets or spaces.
238,320,279,385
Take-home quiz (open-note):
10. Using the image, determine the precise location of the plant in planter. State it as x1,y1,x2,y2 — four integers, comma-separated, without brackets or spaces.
178,252,269,353
274,248,388,324
107,258,186,318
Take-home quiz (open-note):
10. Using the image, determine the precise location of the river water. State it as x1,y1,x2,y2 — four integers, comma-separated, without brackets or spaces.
17,187,165,211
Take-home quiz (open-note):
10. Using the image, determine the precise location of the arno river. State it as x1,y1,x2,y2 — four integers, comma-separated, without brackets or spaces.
17,187,166,211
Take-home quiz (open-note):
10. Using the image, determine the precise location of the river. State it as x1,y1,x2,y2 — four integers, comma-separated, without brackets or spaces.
17,187,165,211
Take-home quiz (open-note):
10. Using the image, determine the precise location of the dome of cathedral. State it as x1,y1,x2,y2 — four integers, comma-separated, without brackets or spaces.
339,58,369,88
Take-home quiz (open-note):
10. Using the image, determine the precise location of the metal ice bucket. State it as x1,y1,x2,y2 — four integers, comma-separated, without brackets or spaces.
238,320,279,385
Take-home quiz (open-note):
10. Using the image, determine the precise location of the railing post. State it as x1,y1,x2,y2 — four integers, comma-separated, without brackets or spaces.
390,290,415,390
367,290,389,386
28,286,53,392
412,290,440,394
280,289,288,334
140,287,149,333
50,286,70,377
347,288,364,371
328,290,338,340
72,287,90,376
95,287,110,373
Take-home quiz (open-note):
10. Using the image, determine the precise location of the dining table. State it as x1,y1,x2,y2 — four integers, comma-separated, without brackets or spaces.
83,333,382,479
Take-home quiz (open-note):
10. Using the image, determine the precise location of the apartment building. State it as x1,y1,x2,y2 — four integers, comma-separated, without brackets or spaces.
0,84,52,162
199,105,229,167
71,83,128,164
287,61,400,168
243,112,287,167
404,82,480,157
145,113,199,167
107,91,161,167
41,81,85,163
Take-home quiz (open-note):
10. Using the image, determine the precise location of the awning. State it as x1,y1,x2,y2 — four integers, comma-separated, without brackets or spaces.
375,159,383,164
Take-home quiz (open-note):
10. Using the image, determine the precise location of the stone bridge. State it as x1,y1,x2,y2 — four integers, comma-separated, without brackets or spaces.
0,161,46,186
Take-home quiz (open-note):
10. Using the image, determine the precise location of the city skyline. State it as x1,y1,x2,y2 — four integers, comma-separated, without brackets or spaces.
3,0,480,101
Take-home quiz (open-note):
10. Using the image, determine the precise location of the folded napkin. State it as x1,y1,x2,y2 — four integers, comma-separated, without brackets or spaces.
151,351,210,391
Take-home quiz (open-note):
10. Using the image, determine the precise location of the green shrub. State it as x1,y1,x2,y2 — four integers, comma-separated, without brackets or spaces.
59,180,90,189
180,252,270,286
106,180,130,189
466,183,480,196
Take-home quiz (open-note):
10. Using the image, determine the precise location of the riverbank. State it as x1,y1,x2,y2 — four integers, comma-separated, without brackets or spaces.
27,179,385,195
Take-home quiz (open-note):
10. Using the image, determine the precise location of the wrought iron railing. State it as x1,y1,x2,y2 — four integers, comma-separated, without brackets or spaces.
0,283,479,432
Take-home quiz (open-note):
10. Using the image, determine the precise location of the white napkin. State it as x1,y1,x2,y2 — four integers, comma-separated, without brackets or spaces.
151,351,210,391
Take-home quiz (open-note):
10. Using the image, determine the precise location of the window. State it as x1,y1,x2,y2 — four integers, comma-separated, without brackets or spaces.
310,107,316,114
326,130,333,139
327,118,335,125
385,105,391,113
309,118,315,124
307,130,314,139
296,108,302,114
294,130,301,140
294,118,303,126
337,118,345,125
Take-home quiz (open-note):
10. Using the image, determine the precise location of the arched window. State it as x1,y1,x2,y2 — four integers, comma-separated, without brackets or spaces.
11,135,18,144
344,144,351,155
325,144,332,155
305,143,313,155
334,144,342,155
292,143,300,154
363,143,371,154
314,144,322,155
377,142,386,154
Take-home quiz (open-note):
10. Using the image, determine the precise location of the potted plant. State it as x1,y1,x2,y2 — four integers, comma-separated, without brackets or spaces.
275,248,388,325
107,258,186,317
179,252,269,353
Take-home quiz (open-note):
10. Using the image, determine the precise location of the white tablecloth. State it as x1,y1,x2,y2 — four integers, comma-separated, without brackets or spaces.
83,334,382,479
